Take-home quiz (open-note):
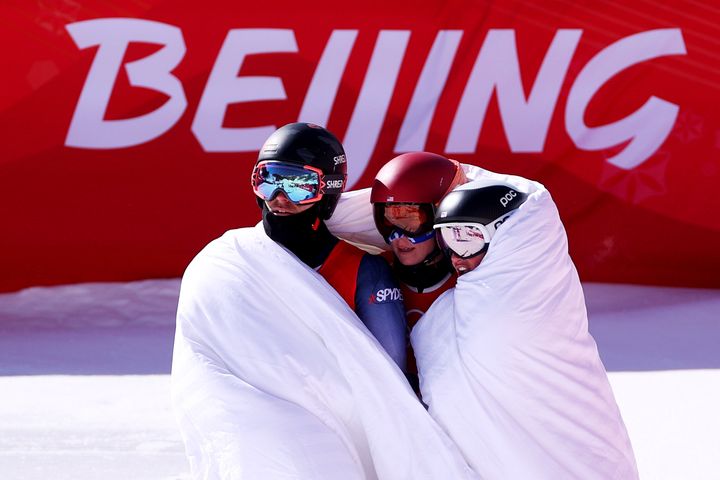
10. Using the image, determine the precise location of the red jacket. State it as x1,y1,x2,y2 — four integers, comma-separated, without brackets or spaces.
317,240,365,311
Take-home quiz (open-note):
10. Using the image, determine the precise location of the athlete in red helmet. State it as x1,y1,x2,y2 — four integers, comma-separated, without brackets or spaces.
370,152,467,382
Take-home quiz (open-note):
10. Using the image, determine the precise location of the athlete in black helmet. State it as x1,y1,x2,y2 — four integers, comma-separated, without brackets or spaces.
173,124,460,478
251,122,406,370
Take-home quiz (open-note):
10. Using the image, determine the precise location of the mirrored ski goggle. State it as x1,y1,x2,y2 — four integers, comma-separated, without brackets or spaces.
251,161,345,204
435,223,491,258
386,228,436,245
375,203,436,243
384,203,434,233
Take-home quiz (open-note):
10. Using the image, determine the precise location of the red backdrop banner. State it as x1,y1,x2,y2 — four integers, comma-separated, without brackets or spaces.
1,0,719,292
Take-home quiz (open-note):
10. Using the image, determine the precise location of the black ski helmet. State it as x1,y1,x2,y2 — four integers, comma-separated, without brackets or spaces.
434,179,529,247
253,122,347,219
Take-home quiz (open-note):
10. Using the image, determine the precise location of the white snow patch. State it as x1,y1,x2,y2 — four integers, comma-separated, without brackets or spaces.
0,279,718,479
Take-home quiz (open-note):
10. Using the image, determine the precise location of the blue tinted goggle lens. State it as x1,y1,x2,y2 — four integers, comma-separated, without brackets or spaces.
386,229,435,244
253,163,320,203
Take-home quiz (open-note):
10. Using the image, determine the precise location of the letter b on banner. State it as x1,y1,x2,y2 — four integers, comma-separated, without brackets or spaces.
65,19,187,149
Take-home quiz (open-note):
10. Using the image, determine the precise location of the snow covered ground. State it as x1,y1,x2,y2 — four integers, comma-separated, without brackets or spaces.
0,279,719,480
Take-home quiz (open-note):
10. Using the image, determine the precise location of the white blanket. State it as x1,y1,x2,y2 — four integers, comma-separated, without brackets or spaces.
411,178,639,479
171,225,477,479
325,188,387,253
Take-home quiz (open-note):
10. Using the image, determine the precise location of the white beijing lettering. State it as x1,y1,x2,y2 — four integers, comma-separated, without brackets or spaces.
65,19,187,149
192,29,297,151
565,29,687,169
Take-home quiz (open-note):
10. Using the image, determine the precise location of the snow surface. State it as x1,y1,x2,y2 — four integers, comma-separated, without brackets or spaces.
0,279,719,480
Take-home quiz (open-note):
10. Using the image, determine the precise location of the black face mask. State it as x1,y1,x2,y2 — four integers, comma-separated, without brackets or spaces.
262,203,337,268
393,247,452,293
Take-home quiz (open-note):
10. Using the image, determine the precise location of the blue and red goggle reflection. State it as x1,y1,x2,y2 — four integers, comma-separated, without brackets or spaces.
252,161,323,204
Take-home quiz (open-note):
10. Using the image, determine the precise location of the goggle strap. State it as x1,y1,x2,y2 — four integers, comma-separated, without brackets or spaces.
321,174,346,194
409,230,435,244
484,212,516,240
386,228,435,245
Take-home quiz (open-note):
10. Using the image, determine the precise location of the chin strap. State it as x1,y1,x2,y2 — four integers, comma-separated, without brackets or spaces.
393,248,452,293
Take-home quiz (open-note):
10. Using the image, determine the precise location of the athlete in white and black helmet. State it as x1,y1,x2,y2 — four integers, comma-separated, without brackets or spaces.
433,178,528,275
252,123,406,370
412,176,638,479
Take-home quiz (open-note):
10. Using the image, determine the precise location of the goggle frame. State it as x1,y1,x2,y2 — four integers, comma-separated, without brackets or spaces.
251,160,345,205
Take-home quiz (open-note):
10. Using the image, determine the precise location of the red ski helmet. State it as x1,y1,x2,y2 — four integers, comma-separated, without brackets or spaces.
370,152,463,204
371,152,466,239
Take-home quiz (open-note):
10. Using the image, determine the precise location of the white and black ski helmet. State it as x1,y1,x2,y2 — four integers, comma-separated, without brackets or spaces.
434,178,529,252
